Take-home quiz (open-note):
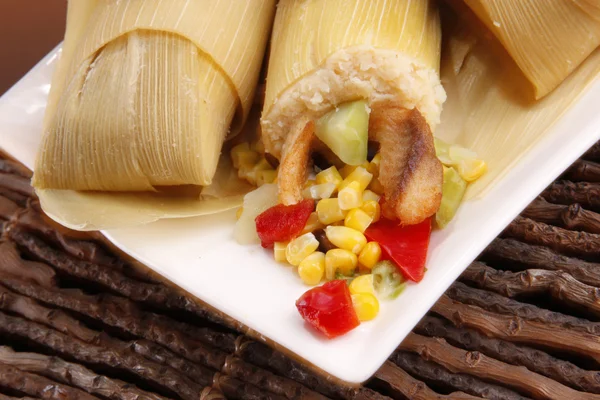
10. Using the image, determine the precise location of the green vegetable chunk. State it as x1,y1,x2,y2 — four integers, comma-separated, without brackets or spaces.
436,166,467,228
315,100,369,166
372,261,406,300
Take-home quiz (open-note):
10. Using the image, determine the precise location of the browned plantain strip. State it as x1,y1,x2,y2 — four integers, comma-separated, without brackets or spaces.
415,315,600,394
374,362,481,400
212,374,288,400
522,198,600,234
482,238,600,286
461,263,600,316
400,333,600,400
0,394,39,400
0,346,169,400
277,119,315,205
0,188,29,207
432,296,600,364
0,363,99,400
0,196,19,221
542,181,600,211
390,351,529,400
369,103,442,224
502,216,600,259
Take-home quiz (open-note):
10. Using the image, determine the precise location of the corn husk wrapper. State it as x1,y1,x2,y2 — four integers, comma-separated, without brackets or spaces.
261,0,446,158
458,0,600,99
33,0,275,230
437,10,600,200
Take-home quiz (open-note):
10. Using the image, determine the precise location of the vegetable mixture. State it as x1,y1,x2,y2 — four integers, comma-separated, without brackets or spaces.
232,100,486,339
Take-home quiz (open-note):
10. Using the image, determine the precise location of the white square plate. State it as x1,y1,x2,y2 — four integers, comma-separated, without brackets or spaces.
2,46,600,383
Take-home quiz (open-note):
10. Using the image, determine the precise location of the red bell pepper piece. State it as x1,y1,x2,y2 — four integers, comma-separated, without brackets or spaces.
296,280,360,339
255,199,314,248
365,218,432,282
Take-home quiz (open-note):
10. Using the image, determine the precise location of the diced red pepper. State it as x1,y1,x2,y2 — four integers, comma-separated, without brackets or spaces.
296,280,360,339
255,199,314,248
365,218,432,282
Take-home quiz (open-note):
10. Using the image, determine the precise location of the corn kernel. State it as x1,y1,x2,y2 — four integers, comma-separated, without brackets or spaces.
286,233,319,266
253,158,272,172
325,249,358,280
230,143,259,169
308,183,336,200
370,153,381,168
351,293,380,321
339,165,357,179
339,166,373,192
362,190,381,203
349,274,375,296
256,169,277,186
361,201,381,223
236,207,244,220
316,166,343,189
344,208,373,233
368,177,384,195
457,159,487,182
325,226,367,254
298,252,325,285
302,212,325,234
274,242,288,263
338,181,363,210
238,164,256,184
251,138,265,154
358,242,381,269
316,198,347,225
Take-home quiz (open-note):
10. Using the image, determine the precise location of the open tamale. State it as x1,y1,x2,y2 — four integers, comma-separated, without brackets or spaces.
33,0,276,230
455,0,600,99
261,0,446,225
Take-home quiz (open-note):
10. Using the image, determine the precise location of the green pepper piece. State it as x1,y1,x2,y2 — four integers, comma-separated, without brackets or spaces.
436,166,467,228
372,261,406,300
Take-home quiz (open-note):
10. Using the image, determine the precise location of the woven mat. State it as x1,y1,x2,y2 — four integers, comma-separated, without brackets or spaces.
0,142,599,400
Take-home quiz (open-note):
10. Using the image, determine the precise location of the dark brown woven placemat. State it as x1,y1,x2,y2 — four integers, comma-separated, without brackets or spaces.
0,142,599,400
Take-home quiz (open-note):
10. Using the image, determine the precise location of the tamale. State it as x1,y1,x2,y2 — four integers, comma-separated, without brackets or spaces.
33,0,276,230
455,0,600,98
261,0,446,225
436,8,600,199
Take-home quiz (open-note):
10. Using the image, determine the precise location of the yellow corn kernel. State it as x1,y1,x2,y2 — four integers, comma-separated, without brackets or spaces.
339,166,373,192
286,233,319,266
325,226,367,254
361,201,381,223
344,208,373,233
302,212,324,234
351,293,380,321
256,169,277,186
358,242,381,270
230,143,259,169
307,183,337,200
316,166,343,189
325,249,358,280
457,159,487,182
316,198,347,225
238,164,256,184
339,164,357,179
236,207,244,220
298,252,325,285
338,181,363,210
362,190,381,203
253,158,272,172
274,242,288,263
368,177,384,195
349,274,375,296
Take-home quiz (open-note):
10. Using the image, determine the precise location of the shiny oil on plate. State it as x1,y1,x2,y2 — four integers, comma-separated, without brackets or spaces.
2,46,600,383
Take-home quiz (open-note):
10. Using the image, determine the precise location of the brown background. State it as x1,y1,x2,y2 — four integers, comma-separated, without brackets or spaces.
0,0,67,95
